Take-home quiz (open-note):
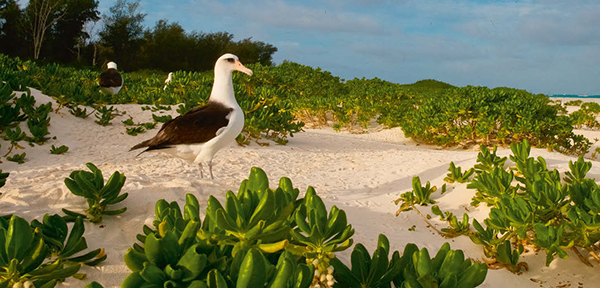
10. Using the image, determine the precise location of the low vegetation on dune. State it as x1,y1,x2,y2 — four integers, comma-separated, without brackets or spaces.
0,53,595,157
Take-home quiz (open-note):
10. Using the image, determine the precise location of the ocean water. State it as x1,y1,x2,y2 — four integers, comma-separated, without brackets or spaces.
547,94,600,99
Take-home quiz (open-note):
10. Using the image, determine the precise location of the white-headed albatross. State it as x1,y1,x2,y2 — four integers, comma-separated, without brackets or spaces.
163,72,173,90
130,53,253,179
99,62,123,95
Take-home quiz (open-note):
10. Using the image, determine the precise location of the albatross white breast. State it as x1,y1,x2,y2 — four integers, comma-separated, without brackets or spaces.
99,61,123,95
163,72,173,90
130,54,253,179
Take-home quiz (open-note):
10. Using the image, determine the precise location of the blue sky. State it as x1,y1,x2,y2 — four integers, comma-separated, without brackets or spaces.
97,0,600,95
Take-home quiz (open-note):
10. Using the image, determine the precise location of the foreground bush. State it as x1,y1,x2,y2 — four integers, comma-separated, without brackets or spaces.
62,163,128,223
123,167,487,287
0,214,104,288
401,140,600,273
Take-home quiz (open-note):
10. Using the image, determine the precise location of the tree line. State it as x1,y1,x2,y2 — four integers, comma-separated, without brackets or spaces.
0,0,277,71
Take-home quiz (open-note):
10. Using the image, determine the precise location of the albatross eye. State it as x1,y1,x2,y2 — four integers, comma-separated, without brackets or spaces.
225,58,235,63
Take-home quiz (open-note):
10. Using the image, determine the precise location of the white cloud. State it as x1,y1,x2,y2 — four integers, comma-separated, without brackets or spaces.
187,0,384,34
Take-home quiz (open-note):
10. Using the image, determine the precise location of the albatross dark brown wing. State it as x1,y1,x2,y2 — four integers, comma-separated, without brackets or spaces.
130,101,233,152
99,69,123,87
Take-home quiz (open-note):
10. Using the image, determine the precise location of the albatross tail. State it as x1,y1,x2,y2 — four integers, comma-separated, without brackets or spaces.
130,140,152,151
130,140,173,157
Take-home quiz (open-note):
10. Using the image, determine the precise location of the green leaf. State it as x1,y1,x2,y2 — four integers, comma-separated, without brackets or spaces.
139,262,167,284
207,269,228,288
6,215,34,260
144,231,179,268
67,248,104,264
414,248,433,277
84,281,104,288
351,244,369,283
34,264,81,281
62,217,86,257
177,244,208,282
121,272,145,288
101,207,127,215
248,189,275,227
124,248,147,272
268,252,295,288
438,249,464,281
236,248,266,288
246,167,269,195
20,235,48,274
457,263,488,288
184,193,200,221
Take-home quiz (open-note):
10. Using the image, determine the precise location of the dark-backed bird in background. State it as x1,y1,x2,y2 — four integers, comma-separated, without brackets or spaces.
99,61,123,95
130,54,253,179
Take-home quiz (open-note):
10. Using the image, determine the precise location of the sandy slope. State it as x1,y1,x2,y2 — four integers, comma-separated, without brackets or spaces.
2,89,600,287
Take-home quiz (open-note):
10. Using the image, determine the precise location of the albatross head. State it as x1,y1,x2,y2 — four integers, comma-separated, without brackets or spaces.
216,53,253,76
107,62,118,70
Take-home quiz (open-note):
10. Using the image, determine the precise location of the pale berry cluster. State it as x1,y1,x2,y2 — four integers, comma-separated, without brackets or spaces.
310,258,335,288
12,281,34,288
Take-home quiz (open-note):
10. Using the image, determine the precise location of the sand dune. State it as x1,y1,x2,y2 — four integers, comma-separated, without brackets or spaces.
2,89,600,287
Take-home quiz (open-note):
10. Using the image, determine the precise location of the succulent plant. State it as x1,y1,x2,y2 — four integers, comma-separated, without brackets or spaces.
0,215,82,288
30,214,106,266
444,162,474,183
62,163,128,223
49,145,68,155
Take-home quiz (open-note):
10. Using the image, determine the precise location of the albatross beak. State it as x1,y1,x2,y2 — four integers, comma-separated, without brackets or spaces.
235,60,253,76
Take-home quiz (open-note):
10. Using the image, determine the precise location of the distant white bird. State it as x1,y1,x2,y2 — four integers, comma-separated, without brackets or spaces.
99,62,123,95
163,72,174,90
130,54,253,179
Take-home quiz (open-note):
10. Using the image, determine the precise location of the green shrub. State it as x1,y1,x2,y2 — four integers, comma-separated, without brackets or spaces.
570,109,600,129
332,238,488,288
6,152,25,164
421,140,600,272
94,106,118,126
62,163,128,223
395,176,438,213
49,145,68,155
564,100,583,106
123,167,487,287
30,214,106,266
0,215,81,287
394,86,590,154
581,102,600,114
444,162,474,183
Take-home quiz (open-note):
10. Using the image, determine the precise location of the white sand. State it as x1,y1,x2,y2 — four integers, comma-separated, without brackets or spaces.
2,89,600,287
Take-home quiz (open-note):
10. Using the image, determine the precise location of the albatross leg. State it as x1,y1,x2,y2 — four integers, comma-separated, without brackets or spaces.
208,160,214,180
198,163,204,178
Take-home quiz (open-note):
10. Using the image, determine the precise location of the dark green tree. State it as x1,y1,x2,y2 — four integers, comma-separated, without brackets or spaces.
229,38,278,66
99,0,146,70
138,21,278,72
140,20,193,71
191,31,234,70
0,0,26,57
45,0,100,63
